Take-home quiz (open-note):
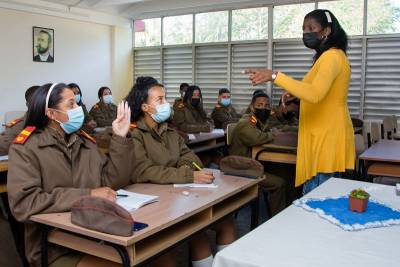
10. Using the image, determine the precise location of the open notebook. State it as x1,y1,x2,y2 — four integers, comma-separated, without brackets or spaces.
116,189,159,212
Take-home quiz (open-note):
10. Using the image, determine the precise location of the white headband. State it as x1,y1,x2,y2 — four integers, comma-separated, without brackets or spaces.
45,83,58,113
325,11,332,23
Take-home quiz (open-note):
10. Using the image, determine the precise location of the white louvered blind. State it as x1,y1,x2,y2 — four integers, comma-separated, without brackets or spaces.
347,38,363,117
231,43,268,113
133,49,161,82
364,37,400,120
195,45,229,111
272,41,313,105
163,47,193,103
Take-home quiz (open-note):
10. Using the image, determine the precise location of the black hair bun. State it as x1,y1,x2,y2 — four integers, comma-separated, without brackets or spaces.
135,76,158,88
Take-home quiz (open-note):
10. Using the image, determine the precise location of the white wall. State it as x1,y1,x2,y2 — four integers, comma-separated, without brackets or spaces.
0,7,133,129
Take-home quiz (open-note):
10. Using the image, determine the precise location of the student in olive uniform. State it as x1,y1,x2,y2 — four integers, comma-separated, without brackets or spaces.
172,82,189,111
244,89,267,114
0,85,39,155
7,83,138,267
268,93,299,130
211,88,241,130
172,85,214,133
229,92,287,216
89,86,117,127
68,83,97,133
126,77,236,267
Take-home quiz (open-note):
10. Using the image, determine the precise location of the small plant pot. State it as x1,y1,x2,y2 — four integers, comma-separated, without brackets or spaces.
349,196,369,213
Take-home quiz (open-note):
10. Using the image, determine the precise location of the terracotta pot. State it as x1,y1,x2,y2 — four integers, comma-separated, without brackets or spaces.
349,196,369,213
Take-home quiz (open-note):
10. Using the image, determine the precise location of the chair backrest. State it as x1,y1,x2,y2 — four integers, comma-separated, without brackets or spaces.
354,134,366,156
366,121,381,147
4,111,25,125
390,115,398,133
226,123,237,146
382,116,395,139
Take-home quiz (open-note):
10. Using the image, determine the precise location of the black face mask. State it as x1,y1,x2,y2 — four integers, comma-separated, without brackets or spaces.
191,98,201,107
303,32,322,49
254,108,271,123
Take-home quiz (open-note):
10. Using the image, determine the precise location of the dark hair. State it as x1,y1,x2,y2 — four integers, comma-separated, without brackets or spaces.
252,89,266,96
68,83,83,105
218,88,230,95
179,83,189,92
278,97,300,107
25,83,69,129
98,87,111,99
305,9,348,61
125,77,162,122
25,86,40,104
251,92,270,104
39,30,52,45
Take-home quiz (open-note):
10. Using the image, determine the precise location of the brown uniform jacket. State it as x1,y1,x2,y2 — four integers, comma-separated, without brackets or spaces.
0,116,25,156
7,127,135,267
131,118,202,184
211,104,241,130
89,101,117,127
268,107,299,131
229,113,274,158
172,103,214,133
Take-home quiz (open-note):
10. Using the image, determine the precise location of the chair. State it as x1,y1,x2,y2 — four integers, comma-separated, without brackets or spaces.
382,116,395,139
226,123,237,146
390,115,400,140
354,134,366,178
366,121,381,147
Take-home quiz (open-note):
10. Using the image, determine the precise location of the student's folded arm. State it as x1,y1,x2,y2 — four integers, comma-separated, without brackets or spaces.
132,134,193,184
274,51,341,104
239,123,274,147
102,134,135,189
7,145,90,222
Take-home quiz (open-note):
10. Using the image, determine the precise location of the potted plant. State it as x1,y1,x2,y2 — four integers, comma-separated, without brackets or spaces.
349,189,370,213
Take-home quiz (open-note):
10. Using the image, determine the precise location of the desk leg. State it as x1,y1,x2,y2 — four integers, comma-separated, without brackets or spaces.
109,243,131,267
41,226,50,267
250,195,259,230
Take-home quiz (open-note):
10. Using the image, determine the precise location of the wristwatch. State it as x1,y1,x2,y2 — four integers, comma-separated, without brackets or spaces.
271,71,279,81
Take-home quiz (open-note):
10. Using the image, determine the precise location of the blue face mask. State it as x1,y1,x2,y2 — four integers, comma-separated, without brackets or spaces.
151,102,171,123
103,95,113,104
57,106,84,134
220,98,231,107
75,94,81,104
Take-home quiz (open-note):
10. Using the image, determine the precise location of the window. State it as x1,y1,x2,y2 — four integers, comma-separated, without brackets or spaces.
231,7,268,41
163,15,193,45
273,3,315,39
367,0,400,34
134,18,161,47
195,11,229,43
318,0,364,36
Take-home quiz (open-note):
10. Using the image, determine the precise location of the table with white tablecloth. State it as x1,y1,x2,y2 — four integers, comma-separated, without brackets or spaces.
214,178,400,267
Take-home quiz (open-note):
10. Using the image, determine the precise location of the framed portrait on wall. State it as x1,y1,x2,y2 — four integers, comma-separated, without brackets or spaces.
33,26,54,63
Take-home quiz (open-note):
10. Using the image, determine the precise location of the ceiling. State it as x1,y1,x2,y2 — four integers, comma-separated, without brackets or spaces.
11,0,317,19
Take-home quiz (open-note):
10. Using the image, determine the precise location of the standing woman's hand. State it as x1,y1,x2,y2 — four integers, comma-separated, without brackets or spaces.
245,69,274,85
112,101,131,137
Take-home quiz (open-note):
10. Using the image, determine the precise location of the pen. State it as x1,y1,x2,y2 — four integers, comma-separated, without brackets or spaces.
117,194,128,197
192,162,202,171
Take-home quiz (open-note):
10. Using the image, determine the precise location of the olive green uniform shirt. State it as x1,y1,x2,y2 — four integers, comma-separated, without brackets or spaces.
0,116,25,156
211,104,241,130
89,101,117,127
172,103,214,133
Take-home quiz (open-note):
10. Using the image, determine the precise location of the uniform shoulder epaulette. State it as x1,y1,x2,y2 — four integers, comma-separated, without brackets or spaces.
13,126,36,145
6,118,24,128
249,115,258,126
130,123,137,130
79,130,96,144
178,103,185,109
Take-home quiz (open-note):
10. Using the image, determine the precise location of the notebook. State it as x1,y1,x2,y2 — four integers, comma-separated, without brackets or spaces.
116,189,159,212
0,155,8,161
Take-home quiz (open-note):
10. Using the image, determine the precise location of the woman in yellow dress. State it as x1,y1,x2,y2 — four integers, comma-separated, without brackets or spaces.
246,9,355,194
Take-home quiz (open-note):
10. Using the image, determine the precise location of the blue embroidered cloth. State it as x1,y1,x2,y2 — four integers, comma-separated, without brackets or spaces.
294,196,400,231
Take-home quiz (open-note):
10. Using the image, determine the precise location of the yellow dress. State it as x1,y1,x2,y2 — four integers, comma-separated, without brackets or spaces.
274,48,355,187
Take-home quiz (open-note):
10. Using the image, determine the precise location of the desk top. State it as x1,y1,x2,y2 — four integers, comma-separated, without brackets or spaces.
31,171,258,247
214,178,400,267
187,131,225,145
359,140,400,163
261,143,297,152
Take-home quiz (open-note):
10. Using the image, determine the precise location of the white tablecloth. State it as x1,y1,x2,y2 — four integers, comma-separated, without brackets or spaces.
214,178,400,267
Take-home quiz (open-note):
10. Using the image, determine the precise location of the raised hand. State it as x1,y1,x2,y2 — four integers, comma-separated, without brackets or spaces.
112,101,131,137
245,69,274,85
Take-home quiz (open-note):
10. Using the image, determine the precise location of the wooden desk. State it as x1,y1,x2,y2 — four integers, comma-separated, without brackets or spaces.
187,131,226,153
31,173,259,266
359,140,400,179
252,144,297,165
